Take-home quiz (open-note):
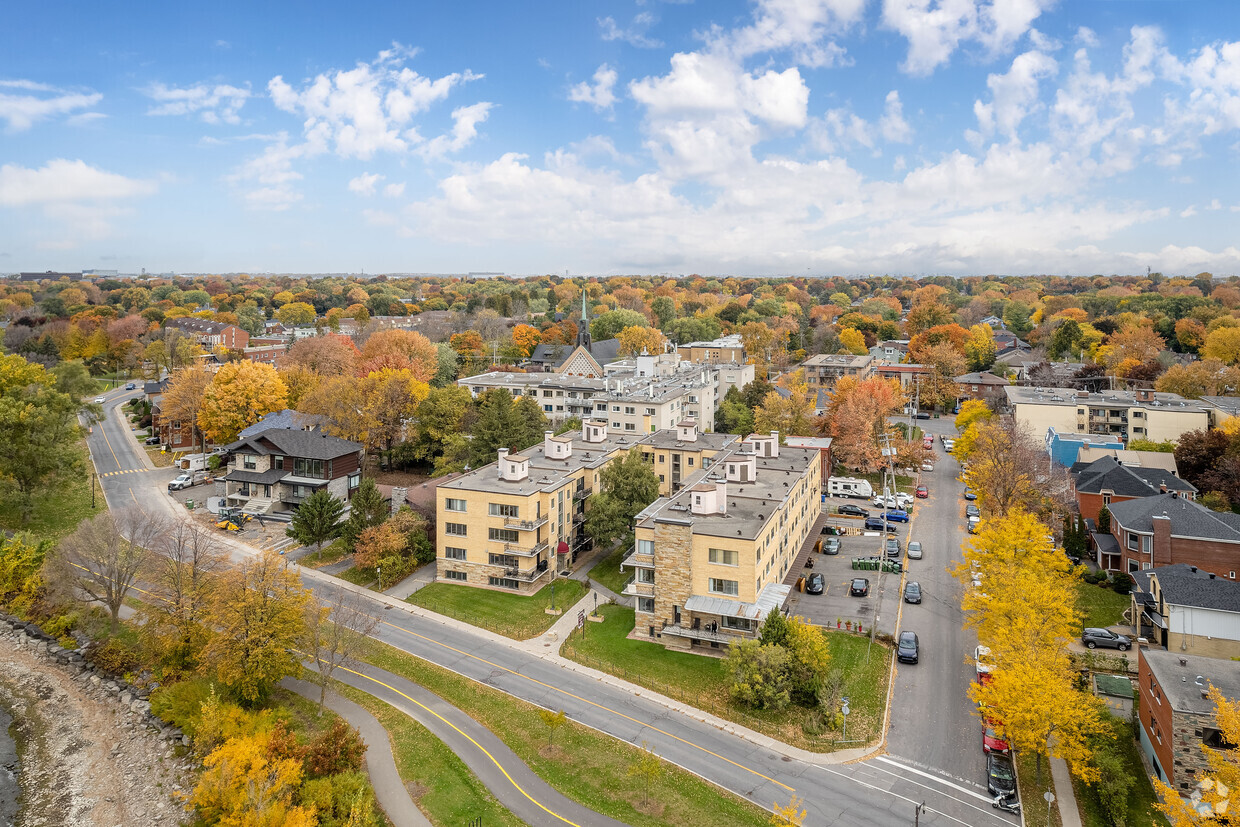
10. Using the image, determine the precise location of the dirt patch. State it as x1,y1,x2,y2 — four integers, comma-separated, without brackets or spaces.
632,798,665,818
0,634,193,826
368,470,433,487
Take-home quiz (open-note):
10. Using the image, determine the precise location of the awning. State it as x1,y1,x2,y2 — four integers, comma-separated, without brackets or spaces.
1091,531,1120,555
684,583,791,620
556,541,570,555
1142,608,1167,630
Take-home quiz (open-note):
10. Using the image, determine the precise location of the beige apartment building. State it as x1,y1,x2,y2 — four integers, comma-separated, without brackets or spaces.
1004,386,1210,444
677,334,745,364
622,432,820,655
799,353,874,391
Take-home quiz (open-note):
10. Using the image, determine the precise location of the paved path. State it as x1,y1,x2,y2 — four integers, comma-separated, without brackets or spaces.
282,678,432,827
1051,755,1082,827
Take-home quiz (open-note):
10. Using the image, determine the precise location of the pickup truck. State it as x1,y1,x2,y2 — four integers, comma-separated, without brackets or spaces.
168,471,207,491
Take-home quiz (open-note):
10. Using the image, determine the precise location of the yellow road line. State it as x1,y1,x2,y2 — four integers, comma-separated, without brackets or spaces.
96,415,122,470
378,617,795,792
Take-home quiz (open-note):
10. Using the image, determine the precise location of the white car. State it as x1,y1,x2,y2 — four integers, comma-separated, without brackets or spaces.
94,396,107,404
872,493,914,509
907,541,923,559
921,462,934,472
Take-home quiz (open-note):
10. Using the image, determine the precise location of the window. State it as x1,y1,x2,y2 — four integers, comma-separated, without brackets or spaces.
545,405,553,412
1203,728,1236,750
612,405,621,412
445,498,467,512
636,597,655,614
543,390,553,397
444,523,467,537
689,395,698,403
444,570,467,581
709,578,739,596
293,457,325,478
273,455,284,470
709,548,739,566
636,539,655,556
687,457,694,467
488,503,518,518
444,547,466,561
1127,532,1139,551
723,616,754,631
348,472,360,489
658,454,665,463
612,422,621,428
243,454,257,470
489,576,520,589
659,474,665,482
624,423,635,431
645,407,655,415
636,568,655,583
1102,494,1111,505
1128,559,1139,573
488,528,520,543
489,553,519,567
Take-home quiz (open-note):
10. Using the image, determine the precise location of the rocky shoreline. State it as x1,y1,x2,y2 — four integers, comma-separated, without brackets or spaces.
0,619,194,826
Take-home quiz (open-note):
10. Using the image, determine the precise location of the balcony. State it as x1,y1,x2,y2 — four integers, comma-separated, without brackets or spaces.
573,488,589,502
503,516,548,531
621,546,655,570
659,621,753,644
502,562,550,583
501,541,549,558
622,576,655,597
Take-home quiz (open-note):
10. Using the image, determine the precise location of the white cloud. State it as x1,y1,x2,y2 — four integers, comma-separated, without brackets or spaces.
599,13,664,49
0,80,102,132
882,0,1057,76
972,49,1058,141
1180,206,1197,218
569,64,619,111
144,81,251,124
721,0,865,67
348,172,383,196
880,90,913,143
382,182,405,198
1075,27,1099,48
0,159,158,246
418,102,493,160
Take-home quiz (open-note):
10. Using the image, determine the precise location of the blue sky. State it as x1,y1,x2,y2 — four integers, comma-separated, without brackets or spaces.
2,0,1239,276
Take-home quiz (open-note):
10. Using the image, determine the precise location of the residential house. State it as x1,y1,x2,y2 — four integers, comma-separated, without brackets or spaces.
980,315,1004,329
1075,445,1180,474
237,409,326,440
955,371,1008,403
1133,565,1240,658
1200,396,1240,429
677,334,745,364
1073,455,1196,523
993,331,1029,355
1101,493,1240,576
1137,649,1240,790
1005,386,1210,444
869,340,910,361
242,344,286,366
623,432,821,656
798,353,874,392
222,428,363,515
166,317,250,351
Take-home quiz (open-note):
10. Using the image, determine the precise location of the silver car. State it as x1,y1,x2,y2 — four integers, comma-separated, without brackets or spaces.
907,541,923,560
1081,628,1131,651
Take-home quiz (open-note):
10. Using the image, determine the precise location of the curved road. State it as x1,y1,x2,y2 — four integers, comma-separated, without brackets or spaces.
87,390,1015,826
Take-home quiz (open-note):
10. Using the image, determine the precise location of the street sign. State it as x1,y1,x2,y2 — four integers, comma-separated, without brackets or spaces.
577,610,585,629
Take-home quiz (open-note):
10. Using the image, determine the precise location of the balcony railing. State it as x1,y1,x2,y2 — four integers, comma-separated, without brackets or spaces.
502,563,550,583
503,516,548,531
573,489,589,502
621,576,655,597
659,621,754,644
620,546,655,570
501,541,549,558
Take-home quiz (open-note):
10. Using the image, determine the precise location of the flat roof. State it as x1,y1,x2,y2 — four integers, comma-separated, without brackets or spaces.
1143,649,1240,715
1005,386,1207,412
441,429,639,496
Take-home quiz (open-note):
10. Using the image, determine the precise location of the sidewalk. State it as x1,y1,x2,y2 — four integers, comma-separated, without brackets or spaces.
1051,755,1083,827
383,560,436,600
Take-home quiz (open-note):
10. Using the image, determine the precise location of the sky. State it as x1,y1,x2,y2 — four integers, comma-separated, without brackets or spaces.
2,0,1239,277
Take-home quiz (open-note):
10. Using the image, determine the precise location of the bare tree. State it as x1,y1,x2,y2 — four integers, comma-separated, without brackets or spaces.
45,509,164,633
145,518,229,672
304,589,380,711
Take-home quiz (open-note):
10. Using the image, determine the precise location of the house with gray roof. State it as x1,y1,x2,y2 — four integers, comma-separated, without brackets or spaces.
1133,564,1240,657
1103,493,1240,576
222,427,364,515
1072,455,1196,523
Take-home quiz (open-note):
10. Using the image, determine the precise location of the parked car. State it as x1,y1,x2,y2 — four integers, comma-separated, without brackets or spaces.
805,572,825,594
144,436,162,445
965,504,981,518
903,581,922,604
907,540,922,559
863,517,899,532
896,631,920,663
849,578,870,597
964,488,978,500
915,484,928,498
872,493,914,508
967,515,980,533
822,537,841,556
885,538,901,558
168,473,197,491
983,719,1010,754
916,412,930,419
921,462,934,472
837,503,869,518
975,645,994,684
1081,628,1132,651
883,509,910,523
986,754,1016,797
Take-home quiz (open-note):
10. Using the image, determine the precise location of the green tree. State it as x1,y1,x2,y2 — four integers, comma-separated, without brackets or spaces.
584,447,661,550
1097,505,1111,534
591,308,648,341
650,296,676,328
628,741,664,808
412,385,473,461
286,489,345,560
341,478,387,552
724,638,792,710
783,616,831,705
50,359,99,400
759,608,790,647
715,388,755,435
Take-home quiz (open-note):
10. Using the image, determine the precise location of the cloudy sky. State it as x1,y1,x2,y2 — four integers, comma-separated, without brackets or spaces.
2,1,1239,276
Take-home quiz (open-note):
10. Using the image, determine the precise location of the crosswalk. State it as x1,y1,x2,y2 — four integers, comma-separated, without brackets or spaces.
99,468,150,478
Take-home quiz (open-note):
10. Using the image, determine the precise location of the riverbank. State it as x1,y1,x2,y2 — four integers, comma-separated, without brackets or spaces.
0,632,193,826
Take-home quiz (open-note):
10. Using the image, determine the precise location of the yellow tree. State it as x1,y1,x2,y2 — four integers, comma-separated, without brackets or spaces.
510,323,542,358
1156,685,1240,825
954,399,993,434
202,549,309,705
838,327,868,356
159,364,214,453
616,325,669,357
1203,326,1240,365
963,324,997,371
198,361,289,445
960,419,1044,517
190,731,316,827
278,364,322,409
274,300,316,326
754,369,816,438
771,794,807,826
362,368,430,455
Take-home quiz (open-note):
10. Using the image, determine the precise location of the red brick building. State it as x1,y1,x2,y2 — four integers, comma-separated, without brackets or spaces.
1072,455,1196,523
1104,493,1240,577
166,318,250,351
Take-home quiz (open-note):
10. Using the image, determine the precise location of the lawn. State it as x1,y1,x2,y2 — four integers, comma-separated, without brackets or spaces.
408,578,587,640
559,605,891,752
337,566,379,588
332,683,523,827
1072,716,1170,827
854,469,915,494
1075,581,1131,629
586,542,632,595
302,538,352,569
359,638,770,827
1016,750,1063,827
0,438,102,540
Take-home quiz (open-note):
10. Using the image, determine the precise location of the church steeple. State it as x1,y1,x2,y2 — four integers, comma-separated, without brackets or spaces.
576,284,592,351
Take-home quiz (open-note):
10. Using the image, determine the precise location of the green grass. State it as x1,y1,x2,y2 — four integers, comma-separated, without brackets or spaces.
1075,581,1131,629
360,637,769,827
1016,750,1063,827
331,683,523,827
0,438,102,540
559,605,891,752
586,543,632,595
1072,717,1170,827
302,538,351,569
337,566,378,588
853,470,914,493
408,578,588,640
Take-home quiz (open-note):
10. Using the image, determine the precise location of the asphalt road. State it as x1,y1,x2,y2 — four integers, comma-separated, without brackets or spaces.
86,397,1017,826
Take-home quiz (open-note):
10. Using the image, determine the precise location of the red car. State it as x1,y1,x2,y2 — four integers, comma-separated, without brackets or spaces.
915,484,929,498
983,719,1010,754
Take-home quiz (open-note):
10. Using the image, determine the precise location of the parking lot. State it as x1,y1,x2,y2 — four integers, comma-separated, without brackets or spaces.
784,507,915,638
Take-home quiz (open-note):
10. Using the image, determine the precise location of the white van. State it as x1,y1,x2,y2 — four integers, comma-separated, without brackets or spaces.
828,477,874,499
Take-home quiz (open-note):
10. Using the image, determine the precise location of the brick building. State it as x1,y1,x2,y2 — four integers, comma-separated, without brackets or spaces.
1072,455,1196,523
166,317,250,351
1138,649,1240,790
1102,493,1240,576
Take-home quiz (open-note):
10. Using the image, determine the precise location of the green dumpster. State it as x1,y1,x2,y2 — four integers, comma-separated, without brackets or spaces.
185,500,195,510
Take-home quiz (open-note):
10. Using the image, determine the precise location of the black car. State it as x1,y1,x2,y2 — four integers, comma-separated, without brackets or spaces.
838,503,869,517
986,753,1016,797
903,581,922,604
805,572,825,594
896,631,919,663
1081,628,1132,651
964,489,978,500
885,538,901,558
849,578,870,597
863,517,899,532
144,436,162,445
822,537,841,555
915,412,930,419
124,382,137,390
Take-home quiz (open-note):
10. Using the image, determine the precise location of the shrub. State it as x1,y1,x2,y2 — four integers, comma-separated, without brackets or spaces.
300,771,378,827
150,678,217,735
724,638,792,711
1110,572,1135,596
305,718,366,777
87,637,140,674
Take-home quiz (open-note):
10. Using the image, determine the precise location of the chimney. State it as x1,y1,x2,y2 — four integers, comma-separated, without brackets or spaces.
497,448,508,478
1152,514,1172,566
770,431,780,458
1160,481,1167,493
